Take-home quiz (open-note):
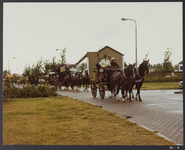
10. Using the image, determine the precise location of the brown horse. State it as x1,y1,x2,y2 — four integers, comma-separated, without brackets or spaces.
59,72,72,90
109,63,136,102
71,72,80,91
131,60,150,102
81,70,90,91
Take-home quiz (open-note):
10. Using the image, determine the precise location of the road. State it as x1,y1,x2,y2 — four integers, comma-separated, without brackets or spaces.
57,88,183,145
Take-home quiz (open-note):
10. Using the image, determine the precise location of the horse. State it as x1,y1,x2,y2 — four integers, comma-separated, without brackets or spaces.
76,72,82,91
20,77,26,87
59,72,72,90
108,63,136,102
131,60,150,102
81,70,90,91
71,72,80,91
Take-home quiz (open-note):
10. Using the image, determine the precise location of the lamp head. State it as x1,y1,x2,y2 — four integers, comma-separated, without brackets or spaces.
121,18,128,21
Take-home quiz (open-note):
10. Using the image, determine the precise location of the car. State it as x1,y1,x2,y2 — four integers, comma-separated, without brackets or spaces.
179,81,183,89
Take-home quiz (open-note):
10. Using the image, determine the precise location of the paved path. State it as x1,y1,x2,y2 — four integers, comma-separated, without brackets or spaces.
57,88,183,145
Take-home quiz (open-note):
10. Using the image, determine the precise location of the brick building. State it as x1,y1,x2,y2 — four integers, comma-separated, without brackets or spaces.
75,46,124,78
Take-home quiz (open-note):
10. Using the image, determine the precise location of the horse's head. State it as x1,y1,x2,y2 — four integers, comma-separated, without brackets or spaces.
126,63,136,78
85,70,89,77
142,59,150,74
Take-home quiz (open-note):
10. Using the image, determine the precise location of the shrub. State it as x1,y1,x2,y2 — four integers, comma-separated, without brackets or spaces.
145,75,183,82
3,84,57,99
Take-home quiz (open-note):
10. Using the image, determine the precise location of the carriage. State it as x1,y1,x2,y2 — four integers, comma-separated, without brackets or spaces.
91,66,121,99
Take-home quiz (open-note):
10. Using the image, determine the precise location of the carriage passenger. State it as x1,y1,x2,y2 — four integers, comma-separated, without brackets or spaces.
96,58,103,74
96,58,103,82
111,57,119,69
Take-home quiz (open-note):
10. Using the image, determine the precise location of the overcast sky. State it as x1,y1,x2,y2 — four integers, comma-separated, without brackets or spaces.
3,2,182,74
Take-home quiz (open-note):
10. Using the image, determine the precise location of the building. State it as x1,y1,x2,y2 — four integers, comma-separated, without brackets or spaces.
75,46,124,78
179,60,183,72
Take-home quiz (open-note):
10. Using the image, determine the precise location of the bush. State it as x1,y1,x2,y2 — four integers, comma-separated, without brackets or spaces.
145,75,183,82
3,84,57,99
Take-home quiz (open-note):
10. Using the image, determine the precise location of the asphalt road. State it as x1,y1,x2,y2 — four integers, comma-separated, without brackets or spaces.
57,88,183,145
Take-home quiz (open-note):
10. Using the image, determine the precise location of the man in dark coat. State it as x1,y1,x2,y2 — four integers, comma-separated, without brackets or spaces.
111,57,119,69
96,58,102,74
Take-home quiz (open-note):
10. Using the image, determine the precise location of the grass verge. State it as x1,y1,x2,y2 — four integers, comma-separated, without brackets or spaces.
3,96,176,145
141,82,180,90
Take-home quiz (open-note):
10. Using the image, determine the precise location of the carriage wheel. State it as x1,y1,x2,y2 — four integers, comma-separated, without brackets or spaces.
91,80,97,98
99,82,105,99
112,84,119,96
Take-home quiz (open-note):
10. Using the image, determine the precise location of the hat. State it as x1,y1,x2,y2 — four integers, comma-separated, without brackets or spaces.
103,54,107,58
111,57,116,60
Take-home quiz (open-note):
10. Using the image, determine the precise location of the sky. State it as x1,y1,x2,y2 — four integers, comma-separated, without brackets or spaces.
3,2,183,74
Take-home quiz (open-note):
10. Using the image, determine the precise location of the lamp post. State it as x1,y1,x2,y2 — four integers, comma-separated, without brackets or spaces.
8,57,16,74
121,18,137,67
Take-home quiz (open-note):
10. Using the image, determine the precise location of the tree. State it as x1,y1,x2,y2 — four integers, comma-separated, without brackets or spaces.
163,47,174,71
144,52,149,61
30,59,43,77
23,65,31,77
58,47,67,64
43,59,51,75
50,56,57,72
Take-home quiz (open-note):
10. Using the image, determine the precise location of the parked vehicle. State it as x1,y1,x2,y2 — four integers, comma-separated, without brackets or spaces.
179,81,183,89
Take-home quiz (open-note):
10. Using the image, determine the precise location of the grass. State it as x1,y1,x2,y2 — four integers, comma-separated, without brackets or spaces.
3,96,176,145
140,82,180,90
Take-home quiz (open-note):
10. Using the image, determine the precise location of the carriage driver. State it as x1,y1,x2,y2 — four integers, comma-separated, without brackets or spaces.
99,54,111,68
99,54,111,79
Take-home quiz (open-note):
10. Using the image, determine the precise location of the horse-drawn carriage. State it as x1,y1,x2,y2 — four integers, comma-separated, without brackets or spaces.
91,60,150,102
91,66,122,99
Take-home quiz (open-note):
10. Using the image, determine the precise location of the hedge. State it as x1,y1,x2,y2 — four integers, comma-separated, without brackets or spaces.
3,82,57,100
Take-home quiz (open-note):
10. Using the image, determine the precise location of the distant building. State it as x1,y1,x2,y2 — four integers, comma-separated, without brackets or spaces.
179,61,183,72
75,46,124,78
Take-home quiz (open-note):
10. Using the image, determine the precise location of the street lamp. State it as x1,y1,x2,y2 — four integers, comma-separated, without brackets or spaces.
121,18,137,67
8,57,16,74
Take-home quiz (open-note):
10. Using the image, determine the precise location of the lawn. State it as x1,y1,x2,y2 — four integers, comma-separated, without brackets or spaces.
3,96,176,145
141,82,180,90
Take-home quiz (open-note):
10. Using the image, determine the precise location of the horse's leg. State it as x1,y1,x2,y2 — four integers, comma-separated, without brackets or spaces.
121,86,126,102
116,86,120,101
116,92,119,101
109,82,114,98
128,86,132,102
135,83,139,101
137,83,143,102
131,83,135,99
87,79,89,91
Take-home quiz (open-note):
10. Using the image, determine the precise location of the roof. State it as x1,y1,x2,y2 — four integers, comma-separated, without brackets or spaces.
98,46,124,56
76,46,124,65
179,61,183,64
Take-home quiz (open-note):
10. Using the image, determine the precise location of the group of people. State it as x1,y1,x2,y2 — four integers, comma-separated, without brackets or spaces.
96,54,119,74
